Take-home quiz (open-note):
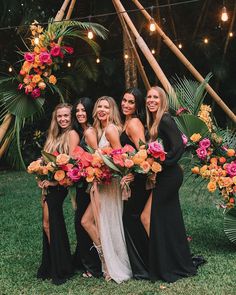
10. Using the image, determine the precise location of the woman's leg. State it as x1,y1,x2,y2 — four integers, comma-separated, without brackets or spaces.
42,200,50,243
140,192,152,237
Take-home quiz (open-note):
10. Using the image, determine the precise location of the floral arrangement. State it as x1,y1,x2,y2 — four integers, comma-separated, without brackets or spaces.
18,21,74,99
188,133,236,209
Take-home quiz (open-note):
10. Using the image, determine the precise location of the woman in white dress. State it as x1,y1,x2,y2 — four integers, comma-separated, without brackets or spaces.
82,96,132,283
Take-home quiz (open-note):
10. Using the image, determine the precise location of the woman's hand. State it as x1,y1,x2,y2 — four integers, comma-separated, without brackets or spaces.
121,173,134,184
38,180,58,189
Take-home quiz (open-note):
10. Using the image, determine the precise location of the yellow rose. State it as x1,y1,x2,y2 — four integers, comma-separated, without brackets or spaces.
151,162,162,173
132,150,147,165
27,160,42,173
190,133,202,142
49,75,57,85
140,161,151,173
32,74,42,83
207,181,217,192
54,170,65,181
56,154,70,166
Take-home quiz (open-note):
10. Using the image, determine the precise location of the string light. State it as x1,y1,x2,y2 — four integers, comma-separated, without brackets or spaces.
87,30,94,40
178,43,183,49
151,49,156,54
124,53,129,59
229,32,233,37
221,6,229,22
204,38,209,44
149,19,156,32
67,61,71,67
96,57,100,63
8,66,13,72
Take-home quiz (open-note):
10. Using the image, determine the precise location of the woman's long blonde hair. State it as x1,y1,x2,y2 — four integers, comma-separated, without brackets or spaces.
44,103,72,154
146,86,169,141
93,96,122,140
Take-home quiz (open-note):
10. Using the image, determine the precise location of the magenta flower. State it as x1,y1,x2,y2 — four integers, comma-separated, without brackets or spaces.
63,46,74,54
196,147,207,160
148,141,166,161
24,52,35,63
111,148,123,155
39,51,51,64
31,88,41,99
199,138,211,149
18,83,23,90
182,134,188,146
225,162,236,177
50,45,61,57
67,168,82,182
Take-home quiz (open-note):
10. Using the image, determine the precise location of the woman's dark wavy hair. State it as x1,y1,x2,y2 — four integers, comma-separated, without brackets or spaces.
120,87,146,125
72,97,94,138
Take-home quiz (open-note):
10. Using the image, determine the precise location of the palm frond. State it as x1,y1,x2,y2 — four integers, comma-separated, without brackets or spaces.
74,58,99,81
216,128,236,148
224,208,236,245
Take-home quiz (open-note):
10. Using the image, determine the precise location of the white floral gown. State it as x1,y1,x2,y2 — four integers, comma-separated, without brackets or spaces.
98,130,132,283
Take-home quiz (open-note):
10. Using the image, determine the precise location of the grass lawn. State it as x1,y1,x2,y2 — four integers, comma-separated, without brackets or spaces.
0,170,235,295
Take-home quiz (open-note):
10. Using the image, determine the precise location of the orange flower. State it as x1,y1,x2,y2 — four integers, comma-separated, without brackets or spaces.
227,149,235,157
94,168,103,178
190,133,201,142
199,165,208,174
49,75,57,85
46,162,55,172
207,181,217,192
210,157,217,165
124,159,134,168
132,150,147,164
59,176,73,186
146,157,154,165
27,160,42,173
56,154,70,166
151,162,162,173
54,170,65,181
233,176,236,185
140,161,151,173
32,74,42,83
191,166,200,174
38,81,46,90
219,157,226,164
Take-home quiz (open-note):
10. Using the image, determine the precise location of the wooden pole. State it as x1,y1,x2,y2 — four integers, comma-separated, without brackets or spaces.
112,0,174,95
54,0,72,21
132,0,236,123
0,114,12,143
113,1,150,90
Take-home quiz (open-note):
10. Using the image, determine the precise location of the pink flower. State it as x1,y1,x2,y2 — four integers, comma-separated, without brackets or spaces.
122,144,135,153
199,138,211,149
50,45,61,57
31,88,41,99
67,167,82,182
63,46,74,54
112,154,125,167
18,83,24,90
196,147,207,160
39,52,51,64
148,141,166,161
182,134,188,146
24,52,35,63
111,149,123,156
176,107,189,116
225,163,236,177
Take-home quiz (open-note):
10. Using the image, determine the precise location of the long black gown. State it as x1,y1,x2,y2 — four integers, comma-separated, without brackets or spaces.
120,131,150,280
37,186,74,285
73,137,102,277
149,113,197,283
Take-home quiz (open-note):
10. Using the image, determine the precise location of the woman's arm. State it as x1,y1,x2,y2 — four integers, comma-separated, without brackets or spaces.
84,127,98,149
126,118,145,149
106,124,122,149
68,130,80,156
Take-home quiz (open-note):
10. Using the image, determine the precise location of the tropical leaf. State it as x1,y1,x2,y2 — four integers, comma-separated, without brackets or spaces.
224,207,236,245
41,150,56,163
99,153,122,173
174,114,209,138
216,128,236,149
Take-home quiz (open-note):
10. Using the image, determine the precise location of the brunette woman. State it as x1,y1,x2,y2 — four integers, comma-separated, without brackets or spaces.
70,97,101,278
37,103,74,285
120,88,149,279
141,86,196,283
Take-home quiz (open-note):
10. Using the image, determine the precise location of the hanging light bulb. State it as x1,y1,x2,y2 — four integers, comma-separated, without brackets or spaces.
8,66,13,72
67,61,71,68
124,53,129,59
87,30,94,40
96,57,100,64
34,36,40,45
229,32,233,37
149,19,156,32
221,6,229,22
178,43,183,49
151,49,156,54
204,38,209,44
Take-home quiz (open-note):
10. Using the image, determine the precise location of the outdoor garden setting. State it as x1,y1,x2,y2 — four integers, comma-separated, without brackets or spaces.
0,0,236,294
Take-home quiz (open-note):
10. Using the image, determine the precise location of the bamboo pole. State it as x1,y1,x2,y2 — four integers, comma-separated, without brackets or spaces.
132,0,236,123
113,1,150,90
113,0,174,95
0,114,12,143
54,0,72,21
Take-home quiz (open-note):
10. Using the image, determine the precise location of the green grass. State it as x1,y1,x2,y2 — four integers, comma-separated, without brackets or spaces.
0,170,235,295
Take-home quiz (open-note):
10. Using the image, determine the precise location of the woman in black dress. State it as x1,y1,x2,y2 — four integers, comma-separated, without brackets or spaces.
120,88,150,279
70,97,101,278
37,103,74,285
142,86,197,283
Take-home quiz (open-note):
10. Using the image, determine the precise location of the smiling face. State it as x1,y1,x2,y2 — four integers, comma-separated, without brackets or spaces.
56,107,71,129
96,99,110,123
121,93,136,117
146,88,161,114
76,103,87,125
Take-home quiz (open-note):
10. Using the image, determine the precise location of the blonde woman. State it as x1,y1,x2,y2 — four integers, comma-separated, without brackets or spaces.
142,86,196,283
37,103,74,285
83,96,132,283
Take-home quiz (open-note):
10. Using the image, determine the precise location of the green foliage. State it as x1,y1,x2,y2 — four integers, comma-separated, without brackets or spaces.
224,208,236,245
1,171,236,294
